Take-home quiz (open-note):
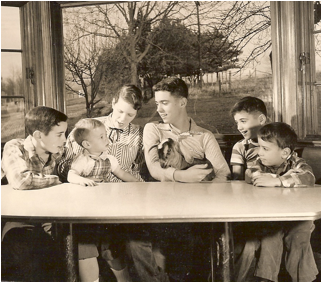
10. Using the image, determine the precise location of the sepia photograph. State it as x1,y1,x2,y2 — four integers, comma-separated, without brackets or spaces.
1,1,321,282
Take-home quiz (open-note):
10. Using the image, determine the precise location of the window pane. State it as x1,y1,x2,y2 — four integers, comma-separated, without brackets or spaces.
1,7,21,49
63,2,272,135
1,97,25,143
1,53,23,95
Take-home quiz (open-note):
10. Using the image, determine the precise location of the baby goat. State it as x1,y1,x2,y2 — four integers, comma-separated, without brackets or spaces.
157,138,215,181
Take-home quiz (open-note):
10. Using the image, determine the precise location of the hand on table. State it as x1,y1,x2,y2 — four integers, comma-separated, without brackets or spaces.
252,173,282,187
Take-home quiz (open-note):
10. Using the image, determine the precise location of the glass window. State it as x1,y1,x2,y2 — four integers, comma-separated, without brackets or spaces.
63,2,272,136
1,6,25,143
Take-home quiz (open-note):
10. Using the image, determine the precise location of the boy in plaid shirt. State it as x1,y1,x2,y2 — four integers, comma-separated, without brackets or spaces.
1,106,68,281
244,122,318,282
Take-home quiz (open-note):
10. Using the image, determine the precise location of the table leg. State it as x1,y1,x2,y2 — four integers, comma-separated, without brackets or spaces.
57,223,79,281
210,223,234,282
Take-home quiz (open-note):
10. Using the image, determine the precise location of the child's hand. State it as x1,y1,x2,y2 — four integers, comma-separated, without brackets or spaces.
252,174,282,187
78,178,98,187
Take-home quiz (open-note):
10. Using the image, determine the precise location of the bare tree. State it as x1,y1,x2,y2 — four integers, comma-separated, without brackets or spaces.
64,10,108,117
76,1,180,86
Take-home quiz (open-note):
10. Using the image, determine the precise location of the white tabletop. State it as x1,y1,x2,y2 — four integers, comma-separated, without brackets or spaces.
1,182,321,223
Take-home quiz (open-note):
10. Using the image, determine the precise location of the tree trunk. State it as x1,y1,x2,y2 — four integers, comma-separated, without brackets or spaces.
130,61,138,86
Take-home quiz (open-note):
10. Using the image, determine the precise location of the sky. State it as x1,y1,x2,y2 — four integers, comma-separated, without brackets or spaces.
1,6,22,80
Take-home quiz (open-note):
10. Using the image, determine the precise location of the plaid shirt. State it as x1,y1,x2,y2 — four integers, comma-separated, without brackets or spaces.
58,114,144,182
1,135,61,190
70,149,119,182
245,152,316,187
1,135,61,240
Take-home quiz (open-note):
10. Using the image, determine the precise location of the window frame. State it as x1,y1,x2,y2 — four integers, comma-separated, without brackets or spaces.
1,1,320,142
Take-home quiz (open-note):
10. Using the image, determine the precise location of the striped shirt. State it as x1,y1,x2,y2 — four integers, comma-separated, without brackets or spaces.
143,119,230,182
230,138,259,168
245,152,316,187
58,114,144,182
70,149,119,182
1,135,60,240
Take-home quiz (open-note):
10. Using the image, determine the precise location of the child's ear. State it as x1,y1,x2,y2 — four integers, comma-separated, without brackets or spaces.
82,140,91,149
258,114,267,125
282,147,291,159
112,98,116,108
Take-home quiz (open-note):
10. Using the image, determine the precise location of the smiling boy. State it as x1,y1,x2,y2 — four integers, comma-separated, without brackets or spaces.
230,96,267,180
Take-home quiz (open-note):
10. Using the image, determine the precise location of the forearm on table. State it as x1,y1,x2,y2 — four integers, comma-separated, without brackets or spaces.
7,171,60,190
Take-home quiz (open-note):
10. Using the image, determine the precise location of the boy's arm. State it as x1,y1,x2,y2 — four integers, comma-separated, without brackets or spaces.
57,130,82,182
279,158,316,187
143,124,212,182
2,141,60,190
109,155,141,182
143,123,177,181
231,165,245,180
203,133,231,182
67,170,97,186
113,166,141,182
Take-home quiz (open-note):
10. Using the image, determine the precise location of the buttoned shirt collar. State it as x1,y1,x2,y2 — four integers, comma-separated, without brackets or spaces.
156,118,201,137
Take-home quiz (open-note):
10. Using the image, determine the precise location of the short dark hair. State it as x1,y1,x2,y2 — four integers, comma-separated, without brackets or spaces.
114,84,143,111
25,106,68,136
258,122,298,151
73,118,105,147
152,77,188,99
230,96,267,117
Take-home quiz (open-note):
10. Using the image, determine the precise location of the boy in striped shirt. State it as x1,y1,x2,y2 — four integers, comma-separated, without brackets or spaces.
230,96,267,180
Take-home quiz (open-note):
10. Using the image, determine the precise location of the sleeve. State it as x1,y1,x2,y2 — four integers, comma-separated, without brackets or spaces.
203,133,231,182
279,158,316,187
107,155,120,172
57,129,83,182
230,141,245,166
130,127,145,175
2,141,60,190
70,154,88,176
143,123,176,181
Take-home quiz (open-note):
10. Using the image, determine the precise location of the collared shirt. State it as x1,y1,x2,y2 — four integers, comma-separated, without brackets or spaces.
70,149,119,182
58,114,144,182
143,119,231,182
230,138,259,168
1,135,61,190
246,152,316,187
1,135,60,240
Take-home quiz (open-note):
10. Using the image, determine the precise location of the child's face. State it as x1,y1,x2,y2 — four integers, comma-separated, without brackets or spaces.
112,97,137,129
155,91,185,125
39,122,67,154
258,137,288,167
234,111,265,140
86,126,109,153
